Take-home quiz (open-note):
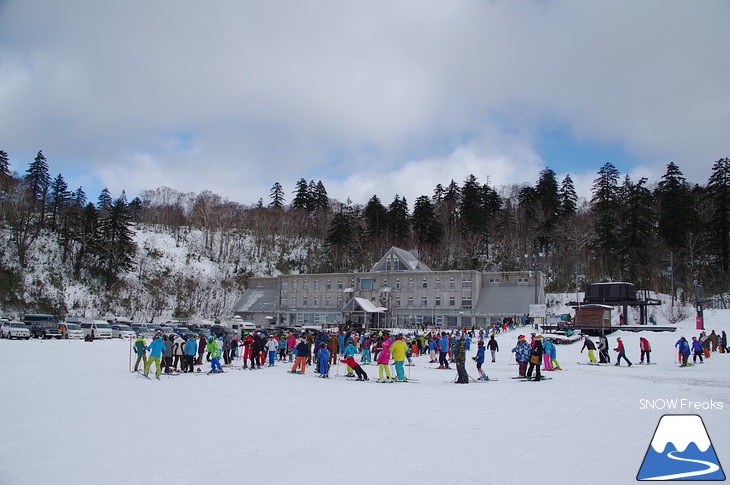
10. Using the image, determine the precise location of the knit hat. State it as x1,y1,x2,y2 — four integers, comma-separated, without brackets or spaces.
535,335,543,340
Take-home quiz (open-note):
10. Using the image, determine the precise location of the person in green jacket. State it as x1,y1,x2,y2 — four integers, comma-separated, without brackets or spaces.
133,336,147,372
206,336,223,373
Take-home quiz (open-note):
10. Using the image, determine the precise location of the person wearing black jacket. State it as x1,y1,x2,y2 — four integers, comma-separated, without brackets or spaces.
526,335,544,381
581,336,597,363
454,337,469,384
486,335,499,362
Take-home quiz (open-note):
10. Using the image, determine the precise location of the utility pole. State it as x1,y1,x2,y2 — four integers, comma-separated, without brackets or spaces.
694,280,704,330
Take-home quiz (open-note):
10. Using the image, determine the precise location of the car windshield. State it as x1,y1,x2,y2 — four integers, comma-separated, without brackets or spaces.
64,324,81,330
11,322,26,328
116,325,133,331
95,323,112,329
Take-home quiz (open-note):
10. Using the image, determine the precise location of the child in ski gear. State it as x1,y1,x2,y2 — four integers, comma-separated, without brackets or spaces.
428,338,437,363
438,333,450,369
377,341,393,381
389,336,408,381
342,341,358,377
341,355,368,380
143,334,166,378
486,335,499,362
581,336,597,363
291,339,309,374
162,335,174,373
526,335,544,381
266,336,278,366
639,337,651,364
206,336,223,373
454,337,468,383
676,337,690,366
361,336,372,364
172,334,185,371
544,337,560,370
184,334,198,372
473,340,488,380
133,335,148,372
691,337,704,364
511,335,531,377
541,337,554,371
598,335,610,363
317,344,331,377
614,337,632,366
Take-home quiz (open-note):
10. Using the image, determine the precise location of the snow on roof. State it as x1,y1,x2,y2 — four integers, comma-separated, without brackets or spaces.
232,288,278,313
341,297,385,313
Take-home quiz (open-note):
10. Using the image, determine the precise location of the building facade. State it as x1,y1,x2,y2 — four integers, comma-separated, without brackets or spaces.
233,247,545,329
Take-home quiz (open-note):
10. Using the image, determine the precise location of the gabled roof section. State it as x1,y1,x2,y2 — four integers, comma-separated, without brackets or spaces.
370,247,431,272
232,288,278,313
341,297,386,314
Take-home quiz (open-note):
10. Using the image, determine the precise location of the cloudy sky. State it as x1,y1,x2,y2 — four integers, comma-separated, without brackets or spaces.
1,0,728,207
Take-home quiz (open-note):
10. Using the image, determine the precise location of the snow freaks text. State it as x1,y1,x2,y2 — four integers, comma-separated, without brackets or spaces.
639,399,724,411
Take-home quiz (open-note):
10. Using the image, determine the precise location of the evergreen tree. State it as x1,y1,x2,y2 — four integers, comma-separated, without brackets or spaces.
292,178,310,211
25,150,51,203
48,173,71,231
591,162,622,275
412,195,443,244
269,182,285,209
618,176,655,285
97,187,112,213
325,204,356,270
656,162,696,254
363,195,388,238
128,197,144,222
558,174,578,217
98,197,137,289
0,150,10,179
313,181,329,212
387,195,410,243
707,158,730,272
73,187,87,207
460,174,485,236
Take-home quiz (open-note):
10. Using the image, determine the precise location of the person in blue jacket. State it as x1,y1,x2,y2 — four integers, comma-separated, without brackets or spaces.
473,340,488,380
438,333,450,369
143,333,167,379
428,338,437,363
675,337,690,367
183,334,198,372
342,341,358,377
511,335,531,377
691,336,704,364
317,343,331,378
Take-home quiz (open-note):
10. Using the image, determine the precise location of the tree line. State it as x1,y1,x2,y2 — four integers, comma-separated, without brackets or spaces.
1,149,729,305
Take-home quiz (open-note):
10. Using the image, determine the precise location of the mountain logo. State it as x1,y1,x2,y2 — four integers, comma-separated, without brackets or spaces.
637,414,725,481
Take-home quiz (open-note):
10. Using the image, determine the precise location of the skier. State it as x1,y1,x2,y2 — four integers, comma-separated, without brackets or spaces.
614,337,632,367
691,336,704,364
361,334,372,364
183,334,198,372
242,332,254,369
222,332,232,365
286,333,297,362
376,340,393,382
206,336,223,373
542,337,554,371
438,332,450,369
172,334,185,371
143,333,166,379
341,355,368,381
598,335,610,363
676,337,690,367
526,335,544,381
132,335,148,372
639,337,651,364
196,334,206,365
427,337,437,363
511,335,531,378
390,335,409,381
277,335,287,361
473,340,488,380
162,335,174,374
317,343,331,377
486,335,499,362
544,337,561,370
290,339,309,374
454,336,468,383
342,340,359,377
266,335,278,367
581,336,597,363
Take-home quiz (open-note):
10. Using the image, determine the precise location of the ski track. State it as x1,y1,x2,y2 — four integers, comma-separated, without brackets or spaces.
640,450,720,481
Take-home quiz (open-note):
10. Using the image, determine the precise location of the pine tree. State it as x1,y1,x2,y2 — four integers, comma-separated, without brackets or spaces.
618,177,655,285
269,182,285,209
558,174,578,217
98,197,137,289
387,195,410,243
313,181,329,212
25,150,51,203
656,162,696,254
460,174,485,236
363,195,388,239
48,173,71,231
0,150,10,179
707,158,730,272
591,162,622,275
412,195,443,244
97,187,112,213
292,178,310,211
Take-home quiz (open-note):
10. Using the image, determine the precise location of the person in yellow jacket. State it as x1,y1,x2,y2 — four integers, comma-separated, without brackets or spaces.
390,335,409,381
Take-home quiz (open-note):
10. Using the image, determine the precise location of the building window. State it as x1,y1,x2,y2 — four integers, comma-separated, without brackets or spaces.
314,296,319,307
462,279,472,289
408,296,414,306
303,279,308,291
383,279,388,288
489,278,501,284
337,295,343,307
291,297,296,307
281,282,288,291
255,281,263,288
338,279,343,290
315,280,320,291
360,278,374,290
408,278,414,290
449,295,455,306
421,295,428,306
326,279,331,290
435,278,441,290
461,296,472,307
517,277,529,284
449,278,456,289
395,296,401,307
435,295,442,306
325,295,331,307
395,279,401,289
302,296,308,306
280,297,288,307
292,280,297,292
422,278,428,289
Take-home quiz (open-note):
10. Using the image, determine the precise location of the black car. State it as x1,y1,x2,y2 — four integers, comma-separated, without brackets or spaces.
30,322,63,339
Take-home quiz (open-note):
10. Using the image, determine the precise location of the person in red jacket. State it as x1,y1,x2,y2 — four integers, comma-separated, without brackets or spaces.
639,337,651,364
614,337,632,367
340,355,368,380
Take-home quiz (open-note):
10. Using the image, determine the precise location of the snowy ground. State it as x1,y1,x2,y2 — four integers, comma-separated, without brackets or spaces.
1,312,729,485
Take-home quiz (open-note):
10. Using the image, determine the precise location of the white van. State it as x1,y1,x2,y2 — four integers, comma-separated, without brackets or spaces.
79,320,113,339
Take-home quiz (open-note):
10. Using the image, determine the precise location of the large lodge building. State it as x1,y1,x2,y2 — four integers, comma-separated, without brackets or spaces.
233,247,545,329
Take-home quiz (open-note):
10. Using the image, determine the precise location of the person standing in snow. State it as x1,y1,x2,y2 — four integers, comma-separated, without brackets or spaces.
511,335,531,377
143,333,166,379
676,337,690,367
544,337,561,370
614,337,632,367
242,333,255,369
291,339,309,374
390,335,409,381
360,335,372,364
172,334,185,371
206,336,223,373
184,334,198,372
541,337,554,371
266,335,278,367
639,337,651,364
473,340,488,380
162,334,174,374
286,333,297,362
453,336,468,383
377,340,393,382
526,335,544,381
197,334,206,365
342,340,359,377
486,335,499,363
691,336,704,364
317,343,331,377
133,335,148,372
598,335,610,363
277,335,288,361
438,332,450,369
581,336,597,363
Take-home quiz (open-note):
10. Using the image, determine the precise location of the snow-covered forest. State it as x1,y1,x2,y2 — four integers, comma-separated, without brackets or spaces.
0,149,729,320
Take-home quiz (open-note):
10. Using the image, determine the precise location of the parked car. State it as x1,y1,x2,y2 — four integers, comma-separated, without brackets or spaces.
172,327,194,338
131,325,155,339
1,321,31,339
110,324,136,339
79,321,113,339
58,322,85,339
189,327,211,338
30,321,63,339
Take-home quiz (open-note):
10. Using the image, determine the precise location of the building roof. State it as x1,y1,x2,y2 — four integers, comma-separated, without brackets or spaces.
474,285,537,315
341,297,386,314
370,247,431,272
232,288,278,314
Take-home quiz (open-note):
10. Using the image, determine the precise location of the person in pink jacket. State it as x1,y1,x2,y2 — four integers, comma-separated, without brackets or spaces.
377,340,393,382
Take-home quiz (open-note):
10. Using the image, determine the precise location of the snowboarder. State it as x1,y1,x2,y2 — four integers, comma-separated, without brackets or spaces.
676,337,690,367
639,337,651,364
290,339,309,374
486,335,499,362
614,337,632,367
511,335,531,377
526,335,544,381
473,340,488,380
581,336,597,363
